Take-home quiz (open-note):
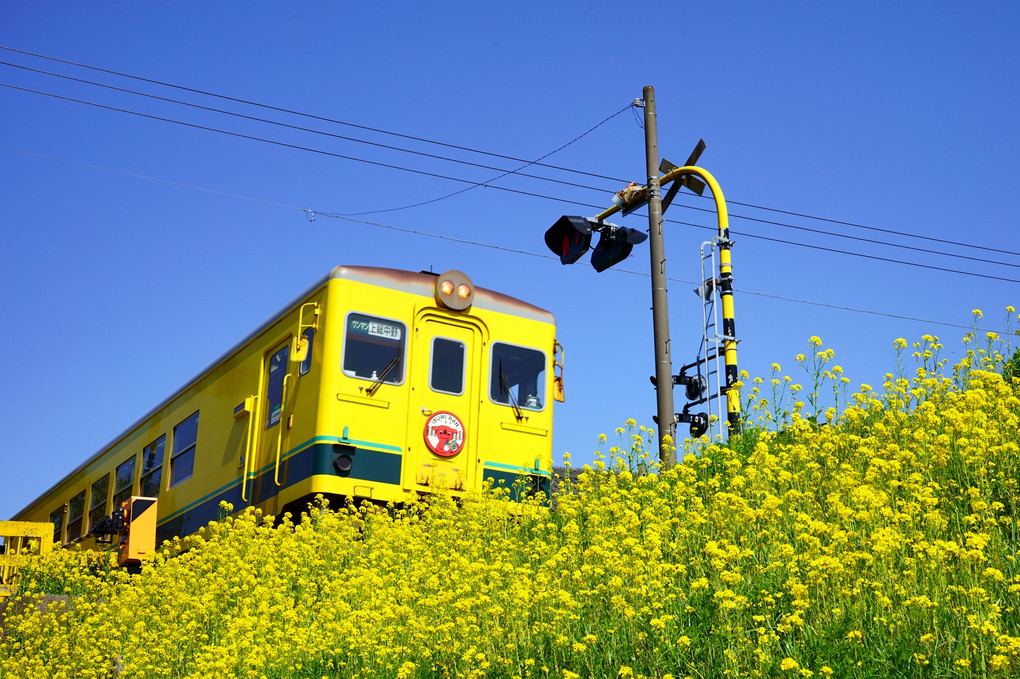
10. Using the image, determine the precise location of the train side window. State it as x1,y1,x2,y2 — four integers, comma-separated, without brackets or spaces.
342,313,406,384
140,435,165,497
49,506,65,545
66,490,86,541
88,474,110,532
490,343,546,411
299,328,314,376
266,344,290,429
170,412,199,487
430,337,465,395
113,455,136,507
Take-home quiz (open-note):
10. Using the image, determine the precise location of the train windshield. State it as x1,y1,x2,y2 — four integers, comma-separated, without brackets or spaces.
490,343,546,411
343,312,406,384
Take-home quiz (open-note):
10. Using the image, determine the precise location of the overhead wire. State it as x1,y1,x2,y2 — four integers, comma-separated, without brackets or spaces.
333,102,633,217
0,60,600,195
1,141,1009,336
666,217,1020,284
2,44,1017,259
5,71,1018,279
303,214,1012,334
3,79,1018,286
722,198,1017,258
0,81,554,190
3,51,1019,288
0,45,625,183
677,200,1020,270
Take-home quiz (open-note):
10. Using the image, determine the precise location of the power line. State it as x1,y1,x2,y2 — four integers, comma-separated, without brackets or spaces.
727,288,999,333
0,45,624,183
722,197,1017,258
2,142,1009,336
0,81,542,189
678,201,1020,270
7,70,1018,278
0,60,602,195
2,78,1017,288
310,214,1012,334
0,144,301,210
666,217,1020,284
337,103,633,216
2,44,1016,260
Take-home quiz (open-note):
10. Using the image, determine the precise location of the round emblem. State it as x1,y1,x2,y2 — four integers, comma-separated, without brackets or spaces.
423,411,465,457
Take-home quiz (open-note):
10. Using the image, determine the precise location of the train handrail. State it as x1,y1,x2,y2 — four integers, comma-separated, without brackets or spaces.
553,341,565,403
291,302,319,363
274,375,292,487
240,395,257,503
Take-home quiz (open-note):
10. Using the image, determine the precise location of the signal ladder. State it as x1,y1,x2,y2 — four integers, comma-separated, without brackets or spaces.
676,238,731,441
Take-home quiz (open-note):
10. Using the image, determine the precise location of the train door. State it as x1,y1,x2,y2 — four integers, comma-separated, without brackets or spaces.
250,338,294,508
404,313,483,492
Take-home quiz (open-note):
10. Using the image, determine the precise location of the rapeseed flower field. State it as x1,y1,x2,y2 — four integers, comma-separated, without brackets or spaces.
2,321,1019,678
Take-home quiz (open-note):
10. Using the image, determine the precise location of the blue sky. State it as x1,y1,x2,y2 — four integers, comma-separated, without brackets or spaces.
2,2,1018,520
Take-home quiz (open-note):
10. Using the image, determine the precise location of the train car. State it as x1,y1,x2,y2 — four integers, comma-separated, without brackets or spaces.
12,266,561,548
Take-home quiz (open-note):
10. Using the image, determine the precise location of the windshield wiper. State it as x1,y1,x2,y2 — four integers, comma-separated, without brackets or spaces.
367,356,400,396
499,359,523,421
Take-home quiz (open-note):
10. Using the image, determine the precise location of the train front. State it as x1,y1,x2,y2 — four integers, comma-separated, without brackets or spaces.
305,266,559,507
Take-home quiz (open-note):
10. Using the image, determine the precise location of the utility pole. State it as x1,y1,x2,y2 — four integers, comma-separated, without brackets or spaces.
642,86,677,464
543,86,739,464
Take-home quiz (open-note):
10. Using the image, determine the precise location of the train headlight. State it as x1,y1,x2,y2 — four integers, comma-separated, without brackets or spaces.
435,270,474,311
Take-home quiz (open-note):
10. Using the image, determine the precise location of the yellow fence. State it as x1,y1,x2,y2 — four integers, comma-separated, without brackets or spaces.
0,521,53,601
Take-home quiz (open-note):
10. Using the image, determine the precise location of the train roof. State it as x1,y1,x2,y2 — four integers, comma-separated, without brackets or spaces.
329,266,555,324
14,266,554,519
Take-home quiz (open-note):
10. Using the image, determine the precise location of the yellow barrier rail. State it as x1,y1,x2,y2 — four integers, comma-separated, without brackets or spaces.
0,521,53,601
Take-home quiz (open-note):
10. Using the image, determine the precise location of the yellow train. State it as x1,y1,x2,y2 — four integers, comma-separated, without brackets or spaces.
12,266,561,548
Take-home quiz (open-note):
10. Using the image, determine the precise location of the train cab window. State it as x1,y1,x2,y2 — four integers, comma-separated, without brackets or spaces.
430,337,466,395
113,455,136,508
490,343,546,411
88,474,110,532
299,328,315,376
49,506,65,545
170,412,199,487
342,313,406,384
140,435,165,497
266,344,290,428
66,490,86,541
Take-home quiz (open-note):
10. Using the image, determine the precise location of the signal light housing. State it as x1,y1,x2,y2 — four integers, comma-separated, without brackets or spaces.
650,411,709,439
590,225,648,272
676,372,707,402
679,411,709,438
435,270,474,311
544,216,593,265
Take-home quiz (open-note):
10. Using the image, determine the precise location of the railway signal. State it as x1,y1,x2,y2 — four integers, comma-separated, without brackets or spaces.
591,224,648,272
544,215,593,265
650,365,709,439
673,365,710,439
543,216,648,272
541,86,740,462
